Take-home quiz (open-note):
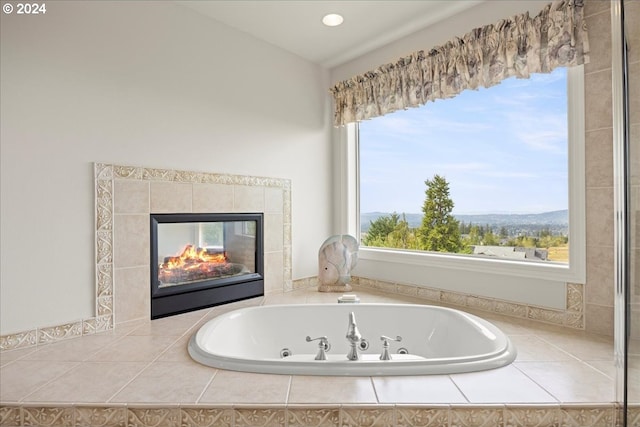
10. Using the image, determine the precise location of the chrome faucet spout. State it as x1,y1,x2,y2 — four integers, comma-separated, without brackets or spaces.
346,311,362,360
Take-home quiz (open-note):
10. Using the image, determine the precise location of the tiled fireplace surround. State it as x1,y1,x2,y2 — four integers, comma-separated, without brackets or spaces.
1,163,633,427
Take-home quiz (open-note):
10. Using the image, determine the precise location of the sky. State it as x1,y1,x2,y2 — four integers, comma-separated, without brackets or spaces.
359,67,568,215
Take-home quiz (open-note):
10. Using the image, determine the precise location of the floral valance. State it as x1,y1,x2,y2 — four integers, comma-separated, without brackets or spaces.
330,0,589,127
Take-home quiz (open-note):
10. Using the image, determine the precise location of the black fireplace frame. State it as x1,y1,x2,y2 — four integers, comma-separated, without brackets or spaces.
150,212,264,319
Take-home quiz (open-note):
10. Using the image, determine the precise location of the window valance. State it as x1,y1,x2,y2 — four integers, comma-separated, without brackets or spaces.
330,0,589,127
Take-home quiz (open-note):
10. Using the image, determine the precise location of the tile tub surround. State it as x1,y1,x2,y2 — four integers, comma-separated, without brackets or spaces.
351,278,586,331
0,288,632,427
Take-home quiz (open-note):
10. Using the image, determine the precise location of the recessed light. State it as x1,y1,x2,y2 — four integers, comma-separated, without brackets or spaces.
322,13,344,27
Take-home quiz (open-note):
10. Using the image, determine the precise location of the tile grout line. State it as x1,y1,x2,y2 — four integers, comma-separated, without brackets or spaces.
447,374,471,404
17,361,82,404
511,363,562,405
195,369,218,404
369,377,380,404
285,375,293,405
104,333,184,404
104,359,157,404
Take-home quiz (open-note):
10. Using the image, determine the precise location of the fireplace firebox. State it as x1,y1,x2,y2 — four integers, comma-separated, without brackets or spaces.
150,213,264,319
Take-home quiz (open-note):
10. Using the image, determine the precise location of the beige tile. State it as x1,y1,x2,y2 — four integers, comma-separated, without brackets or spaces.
632,125,640,186
515,361,614,402
584,9,612,75
127,310,204,337
198,370,290,404
87,335,177,362
22,406,74,426
585,246,614,306
234,408,286,427
111,361,215,403
287,407,340,427
150,181,192,213
127,406,181,427
559,405,616,427
264,214,284,252
264,187,284,214
395,406,450,427
113,214,149,268
306,291,344,304
585,303,614,336
233,185,264,212
449,406,503,427
372,375,467,404
263,291,308,305
627,1,640,64
585,128,613,189
192,183,233,213
24,361,146,403
0,347,37,366
536,329,613,361
584,69,612,132
584,0,611,18
0,360,77,402
450,365,556,403
585,187,614,247
0,405,22,427
264,251,284,294
114,266,150,324
586,360,616,380
114,180,149,214
340,407,395,427
288,376,377,404
509,335,574,362
22,334,123,362
111,318,149,335
482,316,537,335
180,407,234,427
630,61,640,123
75,405,128,427
156,336,192,363
504,405,561,427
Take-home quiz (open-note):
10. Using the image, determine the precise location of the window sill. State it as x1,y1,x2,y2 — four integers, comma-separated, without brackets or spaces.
359,246,584,284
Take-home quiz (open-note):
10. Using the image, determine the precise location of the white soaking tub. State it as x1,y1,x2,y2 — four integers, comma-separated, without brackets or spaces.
188,303,516,376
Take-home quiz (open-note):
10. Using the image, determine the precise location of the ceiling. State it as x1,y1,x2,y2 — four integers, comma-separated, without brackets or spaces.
178,1,483,69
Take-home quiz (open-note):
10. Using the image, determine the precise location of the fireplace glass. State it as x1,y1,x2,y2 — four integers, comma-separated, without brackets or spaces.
150,213,264,319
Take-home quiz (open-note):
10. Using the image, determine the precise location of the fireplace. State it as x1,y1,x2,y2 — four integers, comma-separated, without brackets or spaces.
150,212,264,319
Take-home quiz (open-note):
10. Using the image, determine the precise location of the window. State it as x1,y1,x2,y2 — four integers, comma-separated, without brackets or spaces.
343,66,585,284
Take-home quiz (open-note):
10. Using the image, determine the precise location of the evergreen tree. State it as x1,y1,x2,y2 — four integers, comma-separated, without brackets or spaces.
387,214,419,249
499,226,509,239
362,213,401,247
417,175,462,252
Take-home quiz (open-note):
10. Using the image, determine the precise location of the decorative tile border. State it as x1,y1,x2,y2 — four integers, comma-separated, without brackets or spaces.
351,278,586,330
0,404,627,427
0,163,292,351
285,275,585,330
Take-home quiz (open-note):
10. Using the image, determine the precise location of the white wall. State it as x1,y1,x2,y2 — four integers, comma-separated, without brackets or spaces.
0,1,332,334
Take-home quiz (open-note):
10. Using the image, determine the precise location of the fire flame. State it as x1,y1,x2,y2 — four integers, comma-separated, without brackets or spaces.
162,245,227,270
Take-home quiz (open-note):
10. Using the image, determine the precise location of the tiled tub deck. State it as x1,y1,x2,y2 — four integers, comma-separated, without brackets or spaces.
0,288,636,427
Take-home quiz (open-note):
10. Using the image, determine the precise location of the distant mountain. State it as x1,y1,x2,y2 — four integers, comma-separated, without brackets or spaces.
455,210,568,226
360,210,568,235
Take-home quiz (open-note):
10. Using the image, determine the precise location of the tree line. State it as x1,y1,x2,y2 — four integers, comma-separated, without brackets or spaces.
362,174,568,254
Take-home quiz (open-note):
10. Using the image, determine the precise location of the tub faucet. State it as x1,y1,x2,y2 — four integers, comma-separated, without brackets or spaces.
345,311,362,360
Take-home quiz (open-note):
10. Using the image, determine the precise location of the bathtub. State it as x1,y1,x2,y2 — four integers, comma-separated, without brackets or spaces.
188,303,516,376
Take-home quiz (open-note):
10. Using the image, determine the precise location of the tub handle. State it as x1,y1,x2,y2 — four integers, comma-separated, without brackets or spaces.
306,336,330,360
379,335,402,360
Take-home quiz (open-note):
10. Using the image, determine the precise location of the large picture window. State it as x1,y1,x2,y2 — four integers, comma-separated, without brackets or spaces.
360,67,569,264
345,66,585,284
